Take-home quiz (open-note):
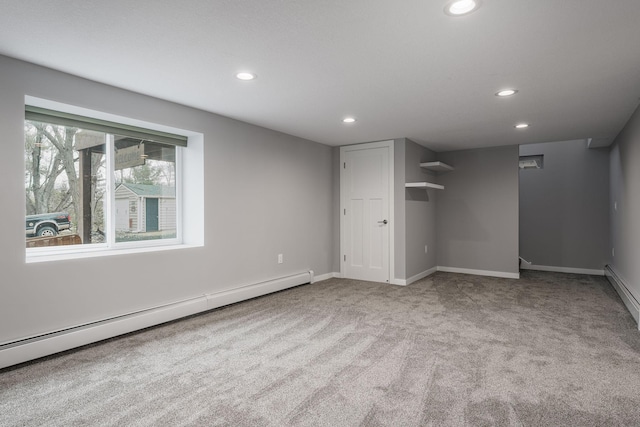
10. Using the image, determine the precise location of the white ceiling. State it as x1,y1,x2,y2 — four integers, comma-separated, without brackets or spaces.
1,0,639,151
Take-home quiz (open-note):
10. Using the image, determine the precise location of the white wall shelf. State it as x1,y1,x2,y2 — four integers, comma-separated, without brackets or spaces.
405,182,445,190
420,161,454,172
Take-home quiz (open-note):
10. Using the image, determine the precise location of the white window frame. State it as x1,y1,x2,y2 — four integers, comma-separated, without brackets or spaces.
25,96,204,263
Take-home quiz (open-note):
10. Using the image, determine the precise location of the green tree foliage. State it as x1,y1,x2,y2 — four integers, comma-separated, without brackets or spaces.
121,163,163,185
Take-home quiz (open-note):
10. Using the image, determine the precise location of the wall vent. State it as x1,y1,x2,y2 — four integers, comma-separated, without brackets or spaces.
519,154,544,169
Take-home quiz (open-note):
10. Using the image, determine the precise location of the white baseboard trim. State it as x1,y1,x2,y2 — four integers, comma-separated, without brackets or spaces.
605,265,640,328
0,297,208,370
437,266,520,279
312,272,340,283
0,271,313,370
204,271,312,310
521,264,604,276
390,279,407,286
393,267,438,286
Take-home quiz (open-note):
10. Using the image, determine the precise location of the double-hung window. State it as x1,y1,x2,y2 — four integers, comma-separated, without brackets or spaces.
25,105,188,257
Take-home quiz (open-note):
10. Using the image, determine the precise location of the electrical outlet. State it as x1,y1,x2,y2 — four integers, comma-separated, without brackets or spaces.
278,254,283,264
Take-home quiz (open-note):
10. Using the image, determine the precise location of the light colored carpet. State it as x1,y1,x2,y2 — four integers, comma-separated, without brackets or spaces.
1,271,640,426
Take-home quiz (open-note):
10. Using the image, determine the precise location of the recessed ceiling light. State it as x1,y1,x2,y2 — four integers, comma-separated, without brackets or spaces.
444,0,481,16
236,72,256,81
496,89,518,97
515,123,530,129
343,117,356,123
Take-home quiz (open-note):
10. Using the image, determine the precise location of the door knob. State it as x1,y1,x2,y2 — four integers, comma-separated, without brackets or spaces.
378,220,388,225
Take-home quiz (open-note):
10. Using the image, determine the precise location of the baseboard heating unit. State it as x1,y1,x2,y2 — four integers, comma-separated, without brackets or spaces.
0,270,313,370
605,265,640,329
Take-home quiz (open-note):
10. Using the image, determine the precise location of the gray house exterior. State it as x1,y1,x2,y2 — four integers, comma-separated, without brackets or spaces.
115,183,176,232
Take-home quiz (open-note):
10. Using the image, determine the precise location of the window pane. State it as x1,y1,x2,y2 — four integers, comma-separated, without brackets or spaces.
25,122,107,247
114,137,176,243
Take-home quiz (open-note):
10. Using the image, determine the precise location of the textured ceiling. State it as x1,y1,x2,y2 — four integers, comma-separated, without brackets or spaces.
1,0,639,151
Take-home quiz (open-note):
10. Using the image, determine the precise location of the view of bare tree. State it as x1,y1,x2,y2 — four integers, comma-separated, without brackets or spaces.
25,122,78,218
25,122,175,242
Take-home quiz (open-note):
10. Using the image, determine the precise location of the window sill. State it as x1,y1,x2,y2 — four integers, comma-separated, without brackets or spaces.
26,243,202,263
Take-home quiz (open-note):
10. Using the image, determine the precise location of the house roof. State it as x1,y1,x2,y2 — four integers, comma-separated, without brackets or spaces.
116,183,175,198
1,1,640,151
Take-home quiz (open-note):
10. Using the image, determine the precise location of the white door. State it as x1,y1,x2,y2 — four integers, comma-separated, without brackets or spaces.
340,141,393,283
115,199,130,230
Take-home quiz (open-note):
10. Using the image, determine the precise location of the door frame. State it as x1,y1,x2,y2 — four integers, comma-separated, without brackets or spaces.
340,140,395,284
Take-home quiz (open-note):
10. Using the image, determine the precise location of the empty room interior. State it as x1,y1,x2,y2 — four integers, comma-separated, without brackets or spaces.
2,1,640,425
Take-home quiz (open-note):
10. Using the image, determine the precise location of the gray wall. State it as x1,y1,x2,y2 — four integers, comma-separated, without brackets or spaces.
0,55,335,344
436,146,520,275
610,104,640,301
332,147,341,273
404,139,438,278
394,138,407,280
520,140,610,270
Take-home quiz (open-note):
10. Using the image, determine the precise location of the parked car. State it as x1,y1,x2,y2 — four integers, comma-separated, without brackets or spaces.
26,212,71,237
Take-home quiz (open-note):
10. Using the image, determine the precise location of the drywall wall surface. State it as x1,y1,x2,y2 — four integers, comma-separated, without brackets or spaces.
610,104,640,301
0,55,335,344
332,146,341,274
404,139,438,279
520,140,610,270
436,146,519,275
394,138,406,280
